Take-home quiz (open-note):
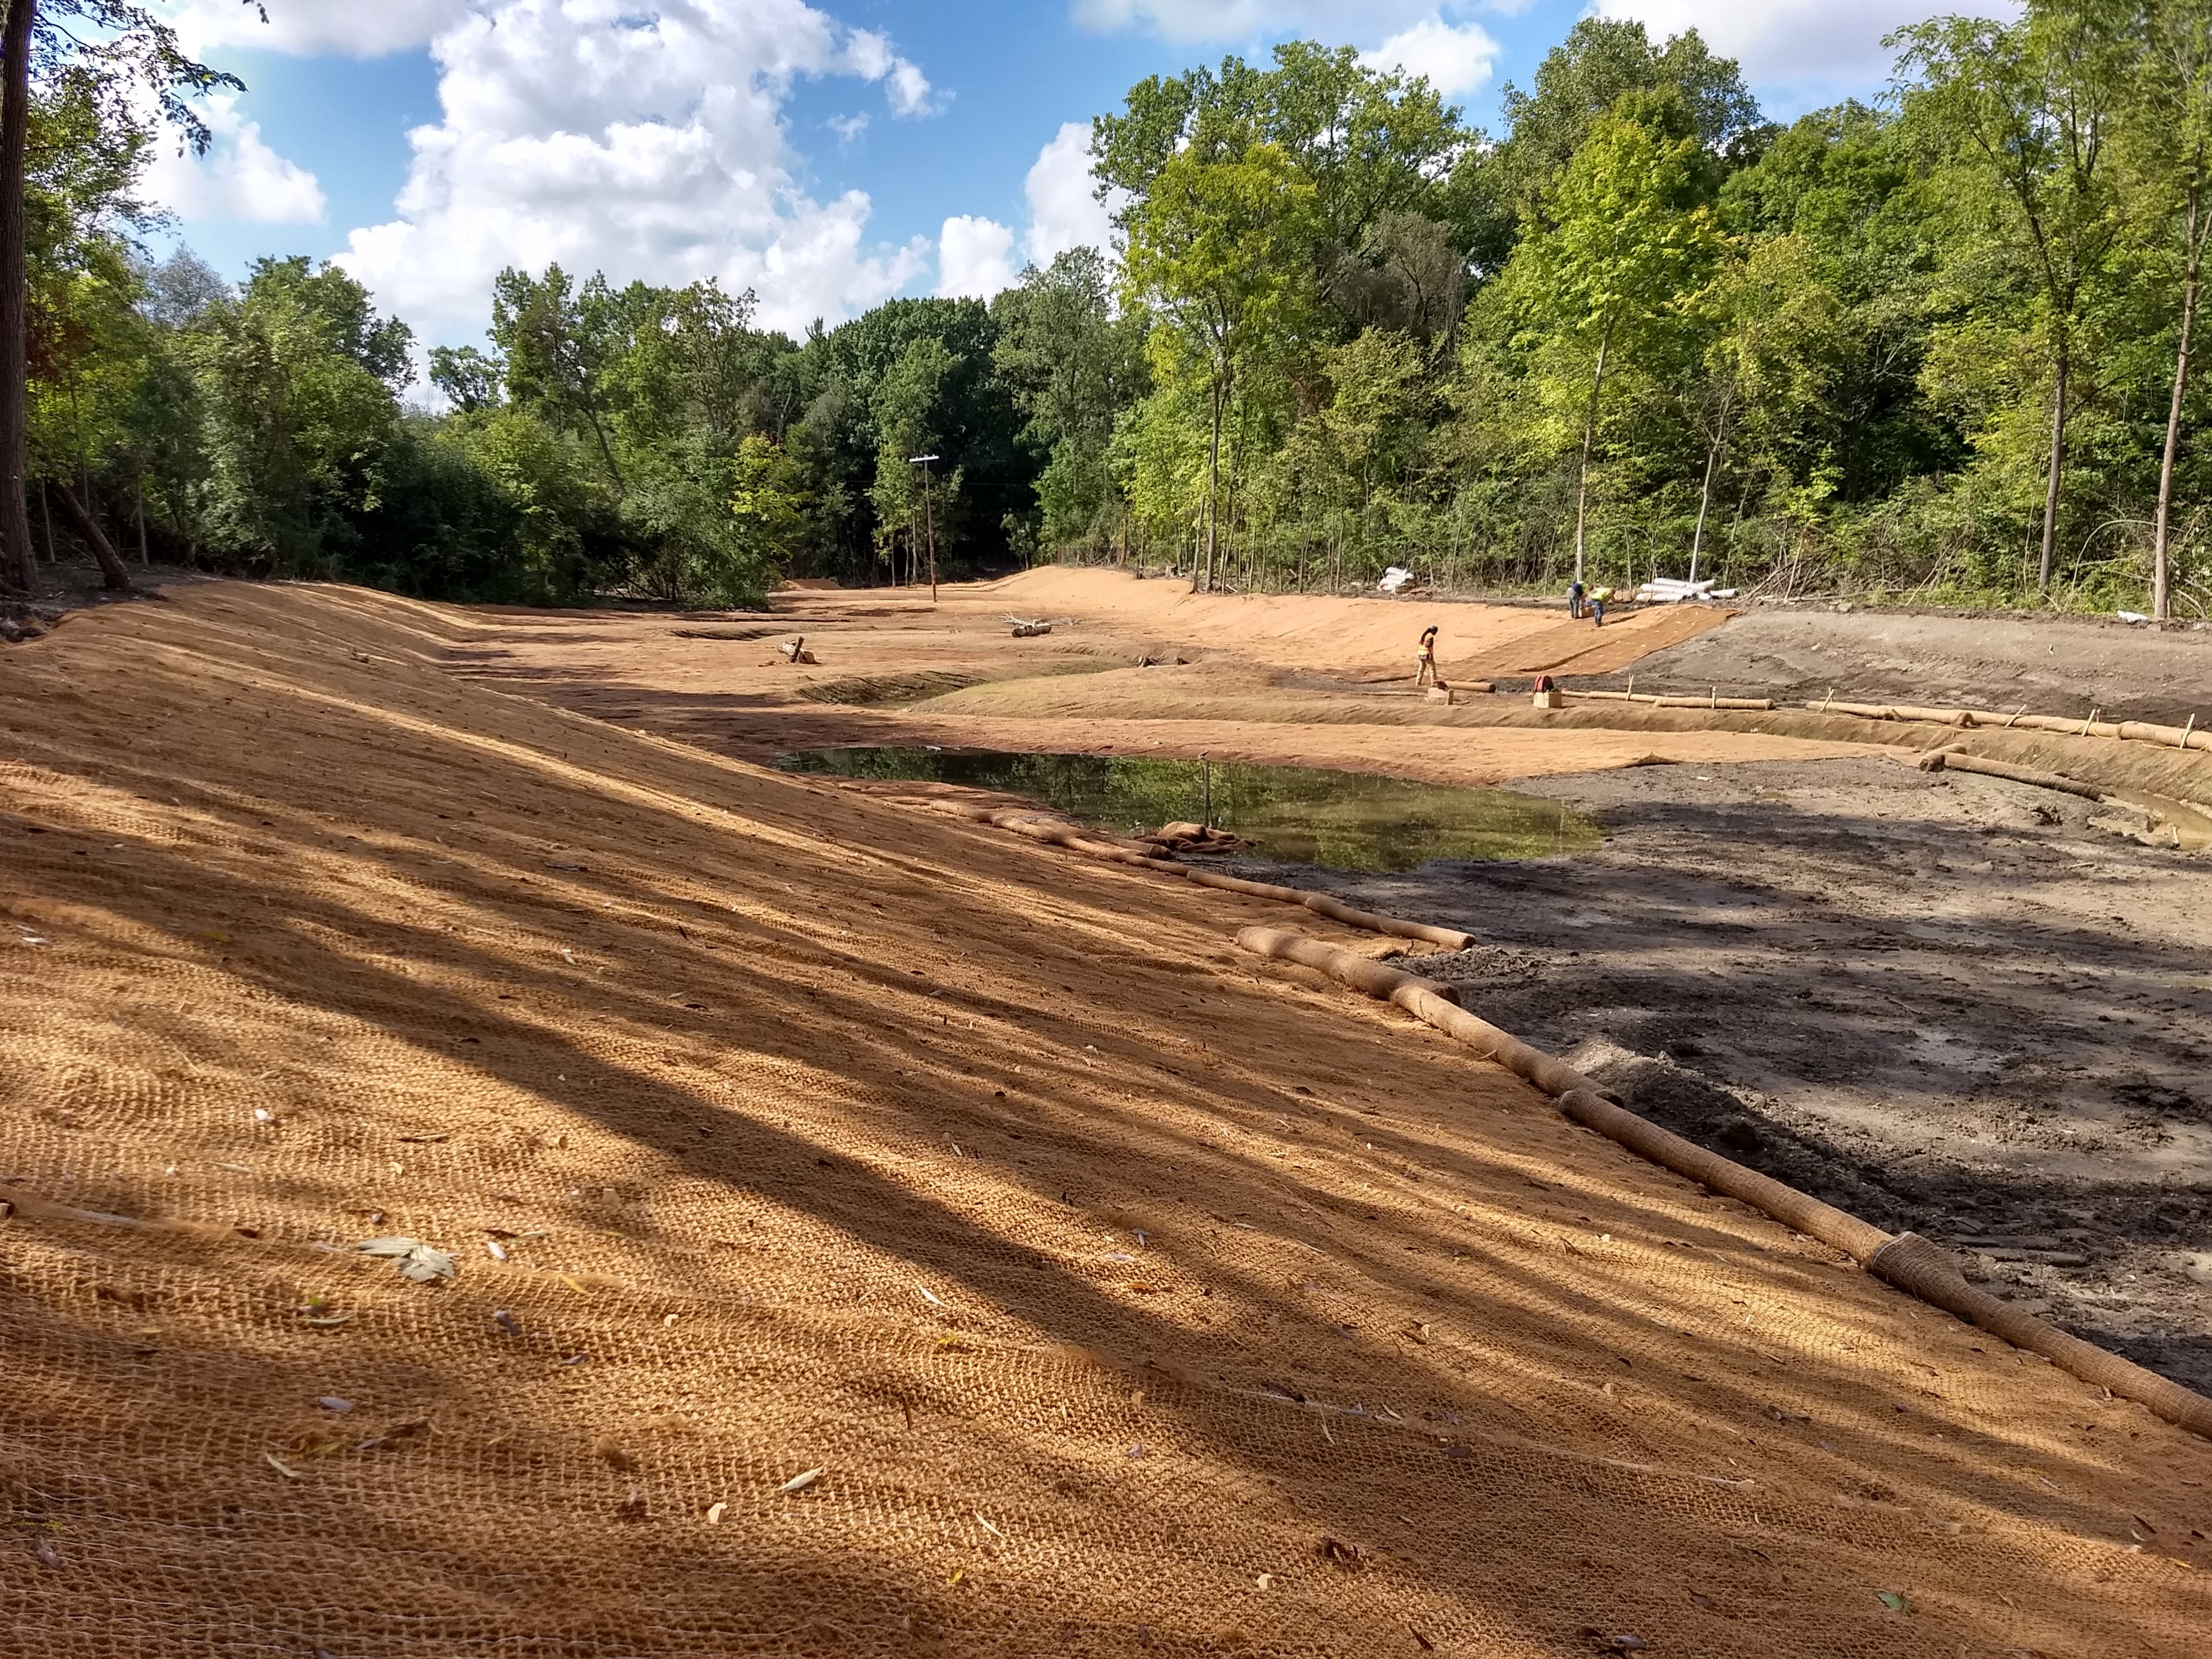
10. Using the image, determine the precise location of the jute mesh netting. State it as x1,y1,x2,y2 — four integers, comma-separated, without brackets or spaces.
1,584,2207,1658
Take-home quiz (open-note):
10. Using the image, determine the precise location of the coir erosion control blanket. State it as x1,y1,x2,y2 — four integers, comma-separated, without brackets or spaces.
1,584,2207,1657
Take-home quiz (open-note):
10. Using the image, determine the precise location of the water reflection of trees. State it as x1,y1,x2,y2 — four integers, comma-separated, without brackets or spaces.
779,749,1600,872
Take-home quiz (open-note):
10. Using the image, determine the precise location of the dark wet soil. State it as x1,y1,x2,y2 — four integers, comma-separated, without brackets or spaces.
1224,754,2212,1393
1583,605,2212,727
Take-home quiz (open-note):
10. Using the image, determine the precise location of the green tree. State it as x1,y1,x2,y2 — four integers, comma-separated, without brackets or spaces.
867,333,955,584
992,246,1149,555
1683,235,1846,579
1487,18,1761,225
1503,91,1727,580
1895,2,2133,589
1,0,254,594
1121,141,1318,590
1094,43,1471,347
2127,0,2212,617
180,257,411,572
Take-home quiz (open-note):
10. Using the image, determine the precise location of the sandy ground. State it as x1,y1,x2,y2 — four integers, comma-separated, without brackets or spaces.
959,565,1736,681
5,580,2210,1654
426,572,2212,1395
442,577,1875,786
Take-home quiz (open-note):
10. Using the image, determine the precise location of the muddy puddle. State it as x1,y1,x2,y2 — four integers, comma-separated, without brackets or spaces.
777,746,1602,872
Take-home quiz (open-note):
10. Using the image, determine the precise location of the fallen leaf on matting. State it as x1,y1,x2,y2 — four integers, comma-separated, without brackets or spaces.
778,1467,824,1495
1876,1590,1911,1613
356,1237,458,1284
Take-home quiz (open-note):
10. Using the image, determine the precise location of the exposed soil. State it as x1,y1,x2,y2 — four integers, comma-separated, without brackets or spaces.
399,568,2212,1402
0,552,210,641
20,583,2212,1654
1580,603,2212,727
1232,755,2212,1392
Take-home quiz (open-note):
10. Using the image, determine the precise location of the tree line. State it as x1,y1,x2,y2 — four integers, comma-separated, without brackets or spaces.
1,1,2207,617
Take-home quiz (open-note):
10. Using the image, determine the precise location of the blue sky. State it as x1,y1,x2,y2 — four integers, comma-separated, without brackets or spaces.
144,0,1974,352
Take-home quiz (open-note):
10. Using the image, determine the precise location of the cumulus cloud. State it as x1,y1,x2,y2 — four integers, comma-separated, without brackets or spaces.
141,93,327,224
937,215,1018,298
327,0,940,333
1595,0,2019,106
159,0,471,58
1022,120,1122,267
841,26,940,115
1361,17,1501,98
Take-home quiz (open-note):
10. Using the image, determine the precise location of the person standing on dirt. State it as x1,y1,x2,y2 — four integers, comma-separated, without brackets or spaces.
1415,625,1440,689
1568,578,1586,620
1588,586,1612,627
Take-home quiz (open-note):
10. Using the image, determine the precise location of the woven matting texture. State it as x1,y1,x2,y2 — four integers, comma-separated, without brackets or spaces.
1,583,2207,1657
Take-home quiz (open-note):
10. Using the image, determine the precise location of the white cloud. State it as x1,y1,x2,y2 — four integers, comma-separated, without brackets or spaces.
840,25,940,116
1595,0,2020,107
1073,0,1466,47
937,215,1019,299
1022,120,1122,267
1361,17,1500,98
329,0,939,335
141,93,327,224
160,0,471,58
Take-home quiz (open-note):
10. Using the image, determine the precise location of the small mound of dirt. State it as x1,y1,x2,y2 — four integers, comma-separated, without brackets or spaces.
1394,944,1545,983
669,624,784,640
796,669,982,706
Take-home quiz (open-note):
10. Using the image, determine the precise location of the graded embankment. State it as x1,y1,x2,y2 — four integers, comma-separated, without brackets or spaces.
966,565,1735,679
2,582,2207,1658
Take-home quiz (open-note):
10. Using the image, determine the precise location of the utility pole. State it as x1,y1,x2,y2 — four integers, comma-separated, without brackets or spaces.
907,454,939,603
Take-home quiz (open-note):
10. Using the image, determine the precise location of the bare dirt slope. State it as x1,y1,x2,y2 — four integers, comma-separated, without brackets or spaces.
443,580,1872,784
934,565,1736,681
1579,605,2212,727
4,582,2208,1656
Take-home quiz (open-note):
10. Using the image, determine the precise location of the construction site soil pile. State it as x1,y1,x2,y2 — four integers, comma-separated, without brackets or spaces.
3,583,2210,1656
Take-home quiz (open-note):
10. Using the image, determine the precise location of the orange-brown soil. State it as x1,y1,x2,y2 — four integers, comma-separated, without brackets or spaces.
441,571,1871,788
3,581,2209,1655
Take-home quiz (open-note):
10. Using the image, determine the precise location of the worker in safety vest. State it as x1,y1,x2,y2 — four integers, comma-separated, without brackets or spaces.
1588,586,1613,627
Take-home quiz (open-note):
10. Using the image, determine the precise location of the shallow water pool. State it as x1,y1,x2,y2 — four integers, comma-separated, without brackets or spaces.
776,747,1601,873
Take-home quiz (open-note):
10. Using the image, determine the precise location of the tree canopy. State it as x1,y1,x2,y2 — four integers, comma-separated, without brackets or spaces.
5,0,2210,618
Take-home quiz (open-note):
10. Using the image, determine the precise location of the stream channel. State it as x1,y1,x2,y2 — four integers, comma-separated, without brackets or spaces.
776,746,1602,874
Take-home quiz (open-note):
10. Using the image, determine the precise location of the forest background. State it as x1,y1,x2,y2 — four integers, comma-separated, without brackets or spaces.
10,0,2211,618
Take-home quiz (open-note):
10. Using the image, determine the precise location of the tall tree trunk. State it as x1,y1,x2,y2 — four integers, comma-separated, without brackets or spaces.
54,479,131,590
0,0,35,597
1571,310,1615,586
2038,351,2068,591
1689,420,1724,586
1202,375,1223,593
2154,181,2203,622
